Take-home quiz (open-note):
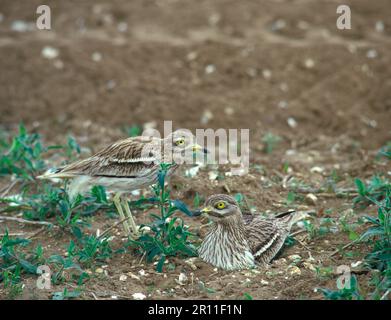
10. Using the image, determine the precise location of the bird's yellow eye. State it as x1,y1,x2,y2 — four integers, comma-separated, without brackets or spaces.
175,138,185,146
215,202,226,210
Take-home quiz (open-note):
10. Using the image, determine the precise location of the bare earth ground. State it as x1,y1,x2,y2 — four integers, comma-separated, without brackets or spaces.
0,0,390,299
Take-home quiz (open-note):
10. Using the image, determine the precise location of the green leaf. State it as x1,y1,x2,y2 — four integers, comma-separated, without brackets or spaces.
172,200,193,217
355,179,366,196
156,255,166,273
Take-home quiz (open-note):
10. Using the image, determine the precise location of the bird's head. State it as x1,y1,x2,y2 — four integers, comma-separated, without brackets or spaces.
164,129,208,159
198,194,242,223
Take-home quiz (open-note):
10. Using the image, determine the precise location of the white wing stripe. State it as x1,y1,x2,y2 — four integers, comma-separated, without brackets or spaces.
109,157,156,164
254,233,279,257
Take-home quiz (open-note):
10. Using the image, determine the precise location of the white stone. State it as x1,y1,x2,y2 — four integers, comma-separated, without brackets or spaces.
205,64,216,74
287,117,298,128
201,110,213,124
11,20,34,32
375,21,384,33
132,292,146,300
92,52,102,62
305,193,318,205
367,49,378,59
208,171,218,181
288,254,302,262
42,46,59,59
177,273,188,285
117,22,128,32
262,69,272,79
185,165,200,178
310,166,324,174
304,58,315,68
288,266,301,276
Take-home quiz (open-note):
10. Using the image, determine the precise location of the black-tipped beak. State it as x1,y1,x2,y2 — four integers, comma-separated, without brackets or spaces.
192,210,203,217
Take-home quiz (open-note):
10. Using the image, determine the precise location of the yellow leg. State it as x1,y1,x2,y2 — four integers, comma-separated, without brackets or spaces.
113,193,131,237
122,198,140,239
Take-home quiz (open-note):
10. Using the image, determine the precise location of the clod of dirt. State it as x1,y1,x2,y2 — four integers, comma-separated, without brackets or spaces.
288,254,302,263
132,292,146,300
287,265,302,276
176,273,188,285
305,193,318,205
41,46,59,60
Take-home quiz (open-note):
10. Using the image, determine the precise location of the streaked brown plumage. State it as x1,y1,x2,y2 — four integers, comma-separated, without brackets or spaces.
198,194,300,270
37,129,206,238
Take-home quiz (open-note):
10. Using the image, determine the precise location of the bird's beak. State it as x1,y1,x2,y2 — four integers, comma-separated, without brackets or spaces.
200,206,212,213
190,206,211,217
192,144,209,154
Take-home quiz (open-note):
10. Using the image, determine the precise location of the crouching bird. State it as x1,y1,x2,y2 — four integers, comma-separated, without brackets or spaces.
197,194,304,271
37,129,207,239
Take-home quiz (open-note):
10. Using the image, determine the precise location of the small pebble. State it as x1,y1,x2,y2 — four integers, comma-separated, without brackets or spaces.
304,58,315,68
224,107,235,116
310,166,324,174
288,266,302,276
366,49,378,59
208,171,218,181
278,101,288,109
205,64,216,74
375,21,384,33
132,292,146,300
287,117,298,128
303,262,316,271
187,51,198,61
11,20,34,32
42,46,59,59
201,110,213,124
106,79,116,90
305,193,318,205
177,273,188,285
262,69,272,79
288,254,302,262
92,52,102,62
117,22,128,32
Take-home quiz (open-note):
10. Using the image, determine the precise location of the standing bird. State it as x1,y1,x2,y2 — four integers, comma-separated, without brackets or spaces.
37,129,207,239
197,194,302,271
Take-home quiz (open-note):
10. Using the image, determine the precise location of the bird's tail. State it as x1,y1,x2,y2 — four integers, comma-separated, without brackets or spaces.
275,210,314,228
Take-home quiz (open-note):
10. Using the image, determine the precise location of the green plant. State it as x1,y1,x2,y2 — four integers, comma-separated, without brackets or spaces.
2,268,24,298
286,191,296,205
0,124,58,181
315,266,334,280
359,188,391,299
52,287,82,300
73,236,113,268
129,163,198,272
301,219,334,239
63,136,81,161
319,275,363,300
353,176,390,208
0,231,44,297
1,184,114,228
377,141,391,160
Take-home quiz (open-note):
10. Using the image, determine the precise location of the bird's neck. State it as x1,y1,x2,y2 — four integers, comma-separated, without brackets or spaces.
199,215,255,270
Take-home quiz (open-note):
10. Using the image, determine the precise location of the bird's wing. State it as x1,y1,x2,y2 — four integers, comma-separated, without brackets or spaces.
43,136,160,179
245,217,288,261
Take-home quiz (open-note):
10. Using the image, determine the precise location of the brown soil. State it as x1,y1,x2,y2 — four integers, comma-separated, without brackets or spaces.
0,0,390,300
